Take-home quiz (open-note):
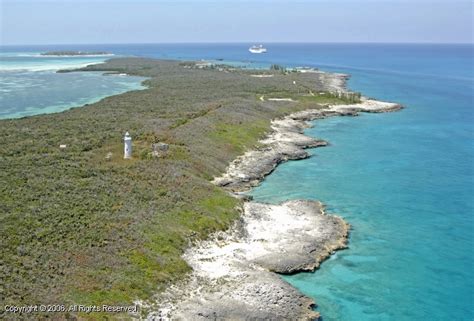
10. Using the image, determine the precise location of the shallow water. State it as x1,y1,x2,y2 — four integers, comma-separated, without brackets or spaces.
249,45,473,320
0,51,146,119
1,43,472,320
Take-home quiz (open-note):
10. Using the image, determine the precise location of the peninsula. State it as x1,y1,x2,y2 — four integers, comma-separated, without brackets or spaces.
0,58,400,320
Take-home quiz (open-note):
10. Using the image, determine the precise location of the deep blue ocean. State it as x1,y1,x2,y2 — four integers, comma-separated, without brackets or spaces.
1,43,472,320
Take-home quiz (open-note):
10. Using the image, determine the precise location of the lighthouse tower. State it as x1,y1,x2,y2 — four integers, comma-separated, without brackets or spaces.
124,132,132,159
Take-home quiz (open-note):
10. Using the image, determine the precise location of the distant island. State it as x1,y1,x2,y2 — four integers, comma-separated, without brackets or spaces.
41,50,111,56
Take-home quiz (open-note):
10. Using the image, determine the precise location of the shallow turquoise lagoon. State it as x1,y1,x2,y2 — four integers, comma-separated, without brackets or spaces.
2,43,472,320
0,51,146,119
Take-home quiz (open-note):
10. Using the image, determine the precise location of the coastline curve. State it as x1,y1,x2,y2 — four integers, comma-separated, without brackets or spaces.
143,73,402,320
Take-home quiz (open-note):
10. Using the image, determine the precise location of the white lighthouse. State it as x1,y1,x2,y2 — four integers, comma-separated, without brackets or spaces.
124,132,132,159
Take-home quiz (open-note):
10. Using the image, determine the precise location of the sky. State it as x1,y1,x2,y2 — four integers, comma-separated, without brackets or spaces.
0,0,472,45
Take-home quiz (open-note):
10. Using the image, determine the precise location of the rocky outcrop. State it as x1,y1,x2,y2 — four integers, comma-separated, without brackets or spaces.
144,90,401,320
144,200,349,321
213,98,402,192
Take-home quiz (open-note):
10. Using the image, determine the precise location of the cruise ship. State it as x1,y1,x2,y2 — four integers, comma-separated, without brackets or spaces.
249,45,267,54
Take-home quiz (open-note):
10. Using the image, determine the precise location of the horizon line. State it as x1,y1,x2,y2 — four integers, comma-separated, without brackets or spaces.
1,41,473,47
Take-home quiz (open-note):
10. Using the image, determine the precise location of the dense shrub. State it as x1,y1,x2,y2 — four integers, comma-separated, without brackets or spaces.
1,58,358,319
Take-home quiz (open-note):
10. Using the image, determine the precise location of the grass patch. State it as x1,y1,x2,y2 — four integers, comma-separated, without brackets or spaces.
209,120,269,154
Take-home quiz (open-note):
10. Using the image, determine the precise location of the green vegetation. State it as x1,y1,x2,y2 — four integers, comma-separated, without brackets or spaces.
209,120,270,154
270,64,287,72
0,58,359,320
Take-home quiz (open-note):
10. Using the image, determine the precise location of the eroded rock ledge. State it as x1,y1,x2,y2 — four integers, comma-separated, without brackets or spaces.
144,98,401,321
213,98,402,193
145,201,348,321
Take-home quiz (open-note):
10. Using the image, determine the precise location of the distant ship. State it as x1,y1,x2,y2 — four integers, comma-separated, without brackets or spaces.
249,45,267,54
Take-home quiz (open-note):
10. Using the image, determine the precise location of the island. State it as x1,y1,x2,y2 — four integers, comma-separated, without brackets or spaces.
40,50,111,56
0,58,400,320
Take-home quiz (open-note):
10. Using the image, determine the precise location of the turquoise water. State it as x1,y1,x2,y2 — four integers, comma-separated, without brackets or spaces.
1,44,472,320
248,46,473,320
0,51,146,119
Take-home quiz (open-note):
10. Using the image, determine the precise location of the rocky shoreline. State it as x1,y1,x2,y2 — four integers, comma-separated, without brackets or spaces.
143,76,402,320
144,200,349,321
213,98,402,194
